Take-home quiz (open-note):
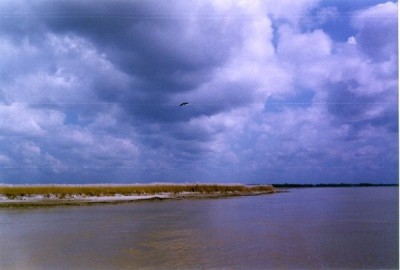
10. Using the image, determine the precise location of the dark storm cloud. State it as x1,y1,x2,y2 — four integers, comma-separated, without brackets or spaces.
26,0,254,134
326,80,398,141
21,0,259,177
1,2,242,99
37,1,240,88
327,80,382,119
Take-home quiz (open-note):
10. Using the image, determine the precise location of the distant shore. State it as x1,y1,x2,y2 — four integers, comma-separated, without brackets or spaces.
0,184,276,208
272,183,398,188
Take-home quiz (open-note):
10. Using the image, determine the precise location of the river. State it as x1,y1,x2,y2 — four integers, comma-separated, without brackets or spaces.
0,187,398,269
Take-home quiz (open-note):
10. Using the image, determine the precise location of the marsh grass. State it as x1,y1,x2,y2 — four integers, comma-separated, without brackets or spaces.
0,184,275,199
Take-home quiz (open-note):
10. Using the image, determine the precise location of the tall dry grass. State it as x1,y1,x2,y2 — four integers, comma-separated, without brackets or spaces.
0,184,275,199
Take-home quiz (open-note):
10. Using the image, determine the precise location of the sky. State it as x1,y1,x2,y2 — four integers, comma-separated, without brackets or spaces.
0,0,398,184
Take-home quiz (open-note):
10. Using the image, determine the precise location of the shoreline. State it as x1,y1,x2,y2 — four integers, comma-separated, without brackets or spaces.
0,184,276,208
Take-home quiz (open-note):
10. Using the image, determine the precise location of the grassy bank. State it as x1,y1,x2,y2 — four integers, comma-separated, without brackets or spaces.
0,184,275,200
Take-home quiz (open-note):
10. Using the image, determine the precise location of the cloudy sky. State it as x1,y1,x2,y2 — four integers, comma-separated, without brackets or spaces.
0,0,398,184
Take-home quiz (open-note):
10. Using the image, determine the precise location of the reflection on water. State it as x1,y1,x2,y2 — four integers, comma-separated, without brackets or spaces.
0,187,398,269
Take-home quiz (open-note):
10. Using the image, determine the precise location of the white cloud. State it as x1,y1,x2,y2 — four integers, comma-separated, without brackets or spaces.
352,1,398,61
263,0,320,25
347,36,357,45
0,33,129,105
0,103,64,135
278,27,332,62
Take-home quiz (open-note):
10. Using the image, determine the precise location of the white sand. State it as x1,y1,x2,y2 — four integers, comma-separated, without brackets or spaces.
0,194,172,203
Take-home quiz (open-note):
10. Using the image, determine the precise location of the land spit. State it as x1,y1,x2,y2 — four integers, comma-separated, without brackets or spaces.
0,184,276,207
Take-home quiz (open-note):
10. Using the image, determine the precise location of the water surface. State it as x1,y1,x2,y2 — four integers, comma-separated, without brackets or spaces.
0,187,398,269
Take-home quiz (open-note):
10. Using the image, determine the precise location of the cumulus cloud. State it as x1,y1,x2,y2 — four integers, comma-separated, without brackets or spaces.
347,36,357,44
352,1,398,61
0,0,397,184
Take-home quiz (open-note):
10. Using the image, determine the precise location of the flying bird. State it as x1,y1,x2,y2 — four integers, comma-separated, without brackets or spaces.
179,102,189,106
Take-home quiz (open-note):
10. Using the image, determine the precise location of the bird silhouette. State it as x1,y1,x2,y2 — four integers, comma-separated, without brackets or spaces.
179,102,189,106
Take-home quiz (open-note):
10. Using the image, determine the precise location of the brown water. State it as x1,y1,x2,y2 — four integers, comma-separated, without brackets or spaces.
0,187,398,269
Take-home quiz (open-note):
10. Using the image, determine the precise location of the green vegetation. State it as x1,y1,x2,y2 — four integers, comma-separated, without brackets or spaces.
0,184,275,199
